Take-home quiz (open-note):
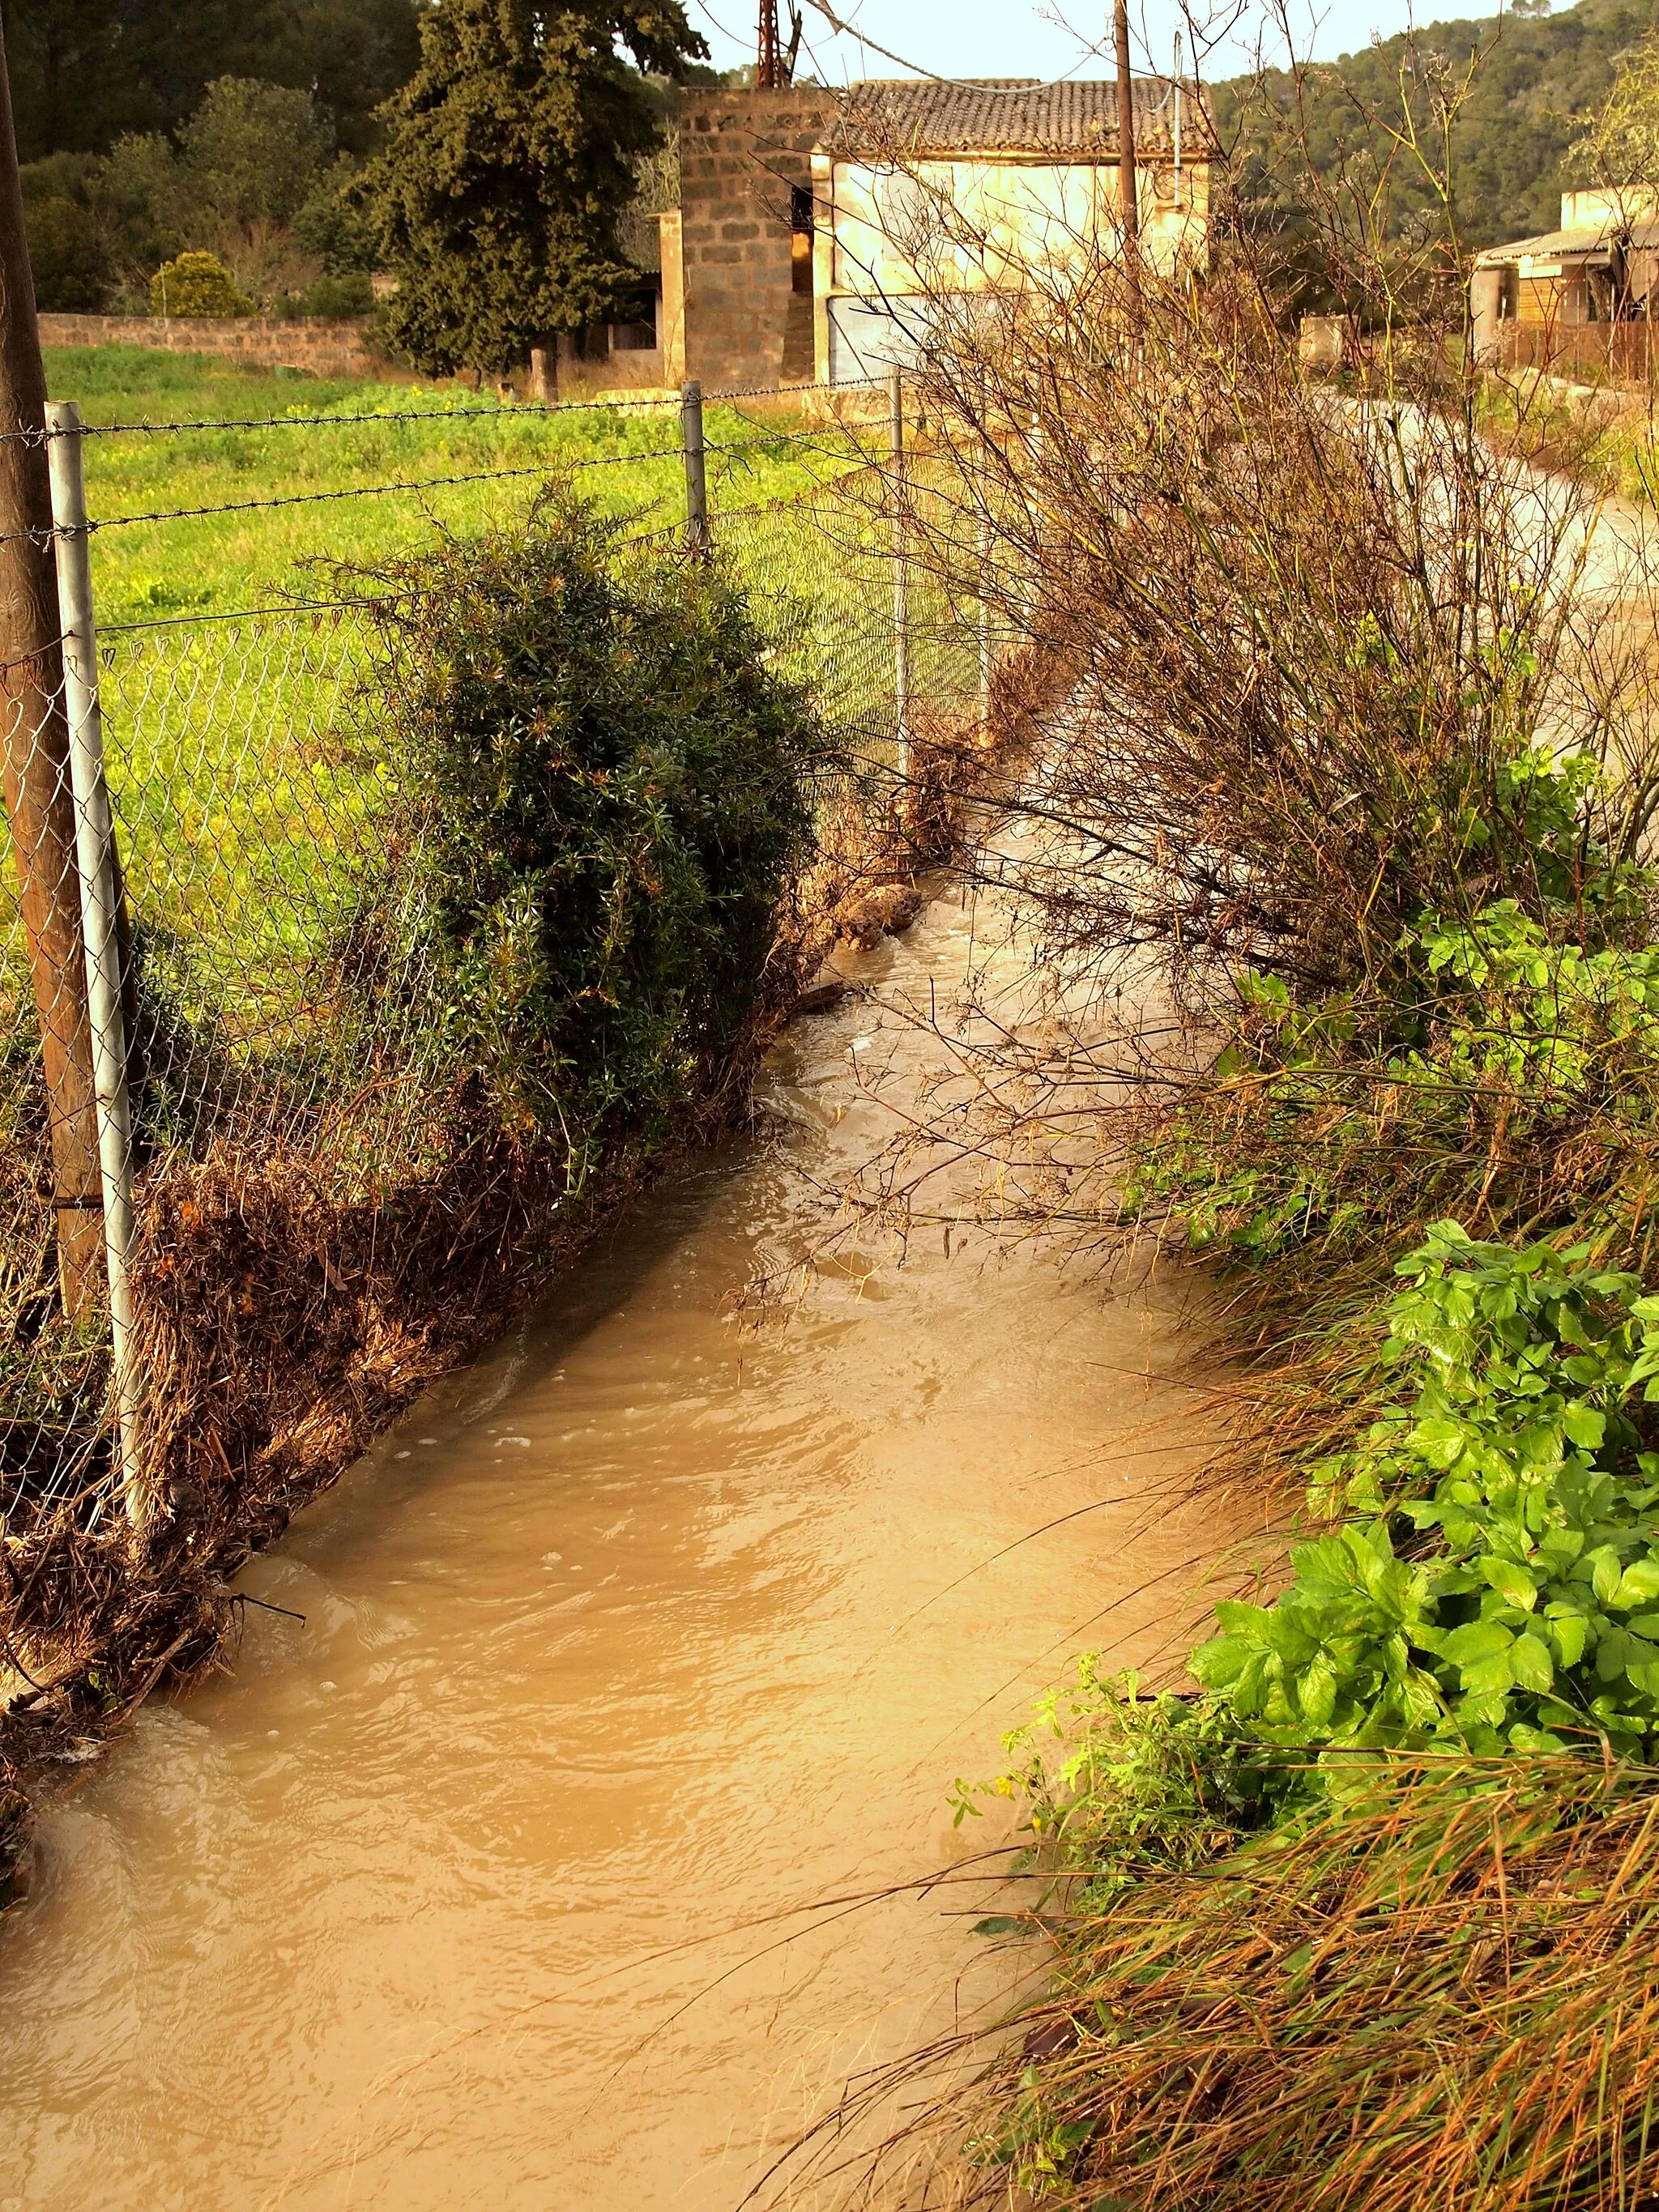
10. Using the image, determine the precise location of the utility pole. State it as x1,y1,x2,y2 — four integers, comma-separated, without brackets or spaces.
0,12,106,1319
1113,0,1141,298
757,0,801,87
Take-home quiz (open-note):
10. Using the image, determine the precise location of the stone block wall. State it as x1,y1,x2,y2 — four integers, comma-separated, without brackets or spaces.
679,89,833,390
37,314,389,381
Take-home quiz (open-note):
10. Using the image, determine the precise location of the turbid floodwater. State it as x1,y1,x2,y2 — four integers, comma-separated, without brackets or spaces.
0,889,1222,2212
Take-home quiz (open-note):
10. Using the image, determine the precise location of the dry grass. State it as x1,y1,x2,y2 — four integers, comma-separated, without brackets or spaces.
913,1760,1659,2212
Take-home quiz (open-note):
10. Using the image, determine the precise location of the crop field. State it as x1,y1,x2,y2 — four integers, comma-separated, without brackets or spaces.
0,351,900,1051
44,347,853,623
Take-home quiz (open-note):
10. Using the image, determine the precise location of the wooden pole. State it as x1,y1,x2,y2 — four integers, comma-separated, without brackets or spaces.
0,15,105,1319
1113,0,1141,310
48,402,145,1519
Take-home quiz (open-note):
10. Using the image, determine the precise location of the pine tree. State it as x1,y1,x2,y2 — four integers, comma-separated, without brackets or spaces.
365,0,704,376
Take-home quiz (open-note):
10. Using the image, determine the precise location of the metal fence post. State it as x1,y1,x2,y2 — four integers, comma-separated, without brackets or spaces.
889,369,911,778
977,500,992,741
680,379,710,556
1022,419,1043,638
46,400,145,1524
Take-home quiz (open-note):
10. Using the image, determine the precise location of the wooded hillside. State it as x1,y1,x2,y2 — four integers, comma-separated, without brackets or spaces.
1213,0,1657,250
0,0,422,159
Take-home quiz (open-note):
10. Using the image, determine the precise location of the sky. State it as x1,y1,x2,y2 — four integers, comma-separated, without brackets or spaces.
688,0,1472,87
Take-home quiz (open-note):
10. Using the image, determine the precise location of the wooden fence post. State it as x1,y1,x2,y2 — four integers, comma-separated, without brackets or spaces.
0,17,105,1321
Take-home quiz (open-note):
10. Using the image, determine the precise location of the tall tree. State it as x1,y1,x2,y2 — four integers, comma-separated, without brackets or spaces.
365,0,705,376
1574,18,1659,197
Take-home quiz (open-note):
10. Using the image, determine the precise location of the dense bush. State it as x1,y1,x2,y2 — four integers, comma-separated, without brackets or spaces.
150,251,254,317
349,501,825,1186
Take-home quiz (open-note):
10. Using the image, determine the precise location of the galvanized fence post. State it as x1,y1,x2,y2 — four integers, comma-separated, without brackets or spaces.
889,369,911,778
977,499,993,741
1023,416,1043,640
680,379,710,556
45,399,145,1524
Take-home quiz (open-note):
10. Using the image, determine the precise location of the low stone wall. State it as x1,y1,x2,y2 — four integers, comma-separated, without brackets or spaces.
37,313,391,381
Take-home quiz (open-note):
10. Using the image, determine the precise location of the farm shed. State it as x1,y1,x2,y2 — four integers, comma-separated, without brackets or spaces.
1471,187,1659,358
660,76,1218,393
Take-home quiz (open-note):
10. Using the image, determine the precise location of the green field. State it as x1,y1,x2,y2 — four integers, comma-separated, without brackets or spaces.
45,346,859,624
3,350,902,1097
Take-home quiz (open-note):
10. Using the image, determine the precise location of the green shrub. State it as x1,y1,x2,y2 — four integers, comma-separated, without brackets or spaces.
23,196,111,313
348,501,825,1183
279,271,375,319
1195,1225,1659,1759
150,252,254,318
952,1659,1285,1902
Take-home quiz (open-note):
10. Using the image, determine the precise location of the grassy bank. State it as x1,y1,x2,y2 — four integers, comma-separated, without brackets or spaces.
43,346,852,624
812,262,1659,2209
940,859,1659,2201
0,496,832,1882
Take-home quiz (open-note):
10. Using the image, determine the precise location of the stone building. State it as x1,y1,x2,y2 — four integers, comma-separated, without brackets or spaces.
659,77,1218,392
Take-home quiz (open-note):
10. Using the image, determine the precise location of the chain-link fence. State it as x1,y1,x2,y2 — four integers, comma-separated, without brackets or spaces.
0,379,1017,1627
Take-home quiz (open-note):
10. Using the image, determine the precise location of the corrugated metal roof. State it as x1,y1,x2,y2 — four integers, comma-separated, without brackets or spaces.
1477,218,1659,264
825,77,1219,160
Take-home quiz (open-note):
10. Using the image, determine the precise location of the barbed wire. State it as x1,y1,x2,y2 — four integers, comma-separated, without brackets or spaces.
100,594,403,636
0,375,889,447
0,428,854,545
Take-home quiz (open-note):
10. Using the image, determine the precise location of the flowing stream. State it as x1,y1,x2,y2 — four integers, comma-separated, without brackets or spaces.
0,890,1218,2212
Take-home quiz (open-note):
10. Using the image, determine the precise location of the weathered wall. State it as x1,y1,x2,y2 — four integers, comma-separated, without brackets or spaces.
679,89,833,390
37,314,388,380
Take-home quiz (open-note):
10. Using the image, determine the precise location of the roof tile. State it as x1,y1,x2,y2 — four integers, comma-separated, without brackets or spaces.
826,77,1218,160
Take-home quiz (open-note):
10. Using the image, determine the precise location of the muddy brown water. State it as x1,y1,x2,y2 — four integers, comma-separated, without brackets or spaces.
0,894,1218,2212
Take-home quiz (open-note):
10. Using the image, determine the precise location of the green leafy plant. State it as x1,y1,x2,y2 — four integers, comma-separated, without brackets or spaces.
1195,1224,1659,1758
952,1659,1281,1899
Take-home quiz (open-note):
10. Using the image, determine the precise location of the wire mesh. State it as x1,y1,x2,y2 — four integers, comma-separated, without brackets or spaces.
0,386,1009,1543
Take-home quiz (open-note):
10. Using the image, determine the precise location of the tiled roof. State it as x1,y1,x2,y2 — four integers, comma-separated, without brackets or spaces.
825,77,1219,160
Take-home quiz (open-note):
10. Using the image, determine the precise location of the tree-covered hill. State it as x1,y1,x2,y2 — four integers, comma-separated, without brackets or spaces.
0,0,423,160
1212,0,1659,250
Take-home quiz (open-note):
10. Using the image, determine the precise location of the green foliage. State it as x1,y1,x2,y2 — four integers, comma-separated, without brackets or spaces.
1211,0,1653,300
362,0,706,374
18,156,111,309
278,271,375,318
953,1660,1285,1895
1195,1225,1659,1759
1572,17,1659,191
1128,784,1657,1273
351,501,823,1174
150,251,254,318
175,76,337,235
23,74,361,311
291,156,382,276
2,0,422,161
